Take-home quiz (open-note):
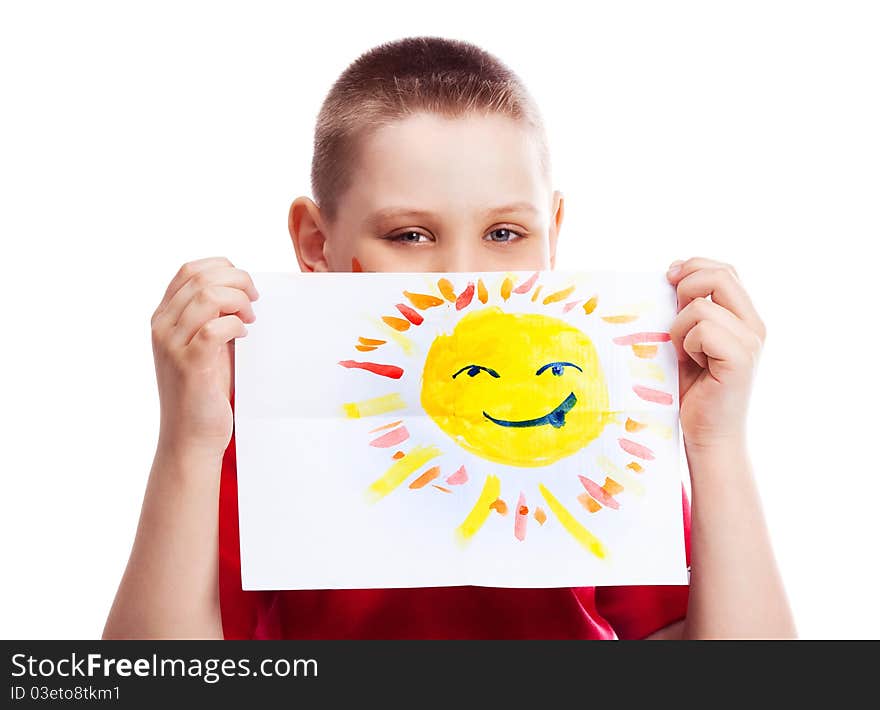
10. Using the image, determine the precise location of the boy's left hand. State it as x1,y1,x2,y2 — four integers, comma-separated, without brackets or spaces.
666,257,766,454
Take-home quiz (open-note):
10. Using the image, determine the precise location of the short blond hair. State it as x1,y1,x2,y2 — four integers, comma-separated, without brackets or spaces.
311,36,550,222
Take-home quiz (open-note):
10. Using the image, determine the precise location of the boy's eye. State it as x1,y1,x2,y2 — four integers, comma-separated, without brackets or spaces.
485,227,524,243
388,231,432,243
535,361,583,376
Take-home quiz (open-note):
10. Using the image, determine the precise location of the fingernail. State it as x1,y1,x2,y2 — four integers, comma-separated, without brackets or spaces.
667,260,683,276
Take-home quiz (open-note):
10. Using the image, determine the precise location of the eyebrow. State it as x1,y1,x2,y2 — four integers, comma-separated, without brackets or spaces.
363,202,540,229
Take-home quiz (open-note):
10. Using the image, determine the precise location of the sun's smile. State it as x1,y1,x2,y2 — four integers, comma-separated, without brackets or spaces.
421,307,612,467
484,391,577,429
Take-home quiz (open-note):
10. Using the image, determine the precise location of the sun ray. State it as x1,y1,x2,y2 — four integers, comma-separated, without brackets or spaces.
624,415,672,439
543,284,576,305
538,483,607,559
633,384,674,405
382,315,411,331
501,276,513,301
358,336,387,346
438,278,457,302
490,498,508,515
597,455,646,495
395,303,424,325
513,271,539,294
601,314,639,324
343,392,406,418
578,475,620,510
477,279,488,304
613,331,672,345
628,359,666,381
433,485,452,493
562,300,582,313
632,343,658,358
578,493,602,513
409,465,441,489
455,474,501,546
446,465,468,485
369,426,409,448
372,317,416,354
369,419,404,433
530,285,543,302
403,291,445,309
365,445,442,502
514,492,528,541
582,295,598,314
355,344,377,352
456,282,475,310
618,438,656,460
534,506,547,525
339,360,404,379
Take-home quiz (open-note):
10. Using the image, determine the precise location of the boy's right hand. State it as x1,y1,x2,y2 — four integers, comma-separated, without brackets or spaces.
150,257,259,460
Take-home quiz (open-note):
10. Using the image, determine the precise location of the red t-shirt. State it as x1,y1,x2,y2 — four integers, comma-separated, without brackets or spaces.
219,393,691,640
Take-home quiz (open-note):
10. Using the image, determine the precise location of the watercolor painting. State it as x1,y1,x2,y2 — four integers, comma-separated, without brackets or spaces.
234,271,689,590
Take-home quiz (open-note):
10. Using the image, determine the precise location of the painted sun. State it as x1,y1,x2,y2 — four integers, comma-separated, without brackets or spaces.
338,271,675,559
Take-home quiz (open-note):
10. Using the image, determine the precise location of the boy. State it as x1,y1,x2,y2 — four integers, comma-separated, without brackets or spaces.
103,37,795,639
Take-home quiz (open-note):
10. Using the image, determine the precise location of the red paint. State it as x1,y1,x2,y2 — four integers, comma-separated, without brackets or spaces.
513,271,539,294
632,385,674,405
352,257,363,272
618,438,656,460
446,465,468,485
370,426,410,448
456,282,475,310
338,360,404,379
395,303,424,325
578,475,620,510
612,332,672,345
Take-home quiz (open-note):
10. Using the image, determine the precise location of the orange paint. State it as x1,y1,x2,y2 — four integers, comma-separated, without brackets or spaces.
490,498,509,515
625,417,647,433
626,461,644,473
403,291,445,309
368,419,403,433
534,507,547,525
433,485,452,493
409,465,441,489
358,336,387,346
501,277,513,300
543,284,576,304
477,279,488,303
355,345,377,352
603,477,624,496
392,451,405,460
518,505,529,515
632,343,658,358
438,278,457,302
583,295,598,314
382,316,411,332
578,493,602,513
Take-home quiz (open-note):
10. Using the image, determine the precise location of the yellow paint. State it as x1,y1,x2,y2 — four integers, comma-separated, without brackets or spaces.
501,277,513,300
365,445,442,502
373,317,415,355
455,474,501,546
538,483,607,559
477,279,488,304
543,284,576,305
343,392,406,418
628,359,666,382
438,278,457,302
597,455,645,496
531,285,543,302
631,343,658,358
420,307,611,467
601,314,638,324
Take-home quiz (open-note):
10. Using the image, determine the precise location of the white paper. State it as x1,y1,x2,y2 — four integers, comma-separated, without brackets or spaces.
234,270,688,590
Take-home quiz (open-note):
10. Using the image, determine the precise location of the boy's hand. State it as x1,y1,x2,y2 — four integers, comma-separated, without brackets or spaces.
666,257,766,454
150,257,259,460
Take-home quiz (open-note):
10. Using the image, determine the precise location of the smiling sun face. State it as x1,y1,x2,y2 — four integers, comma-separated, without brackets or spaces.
421,307,611,467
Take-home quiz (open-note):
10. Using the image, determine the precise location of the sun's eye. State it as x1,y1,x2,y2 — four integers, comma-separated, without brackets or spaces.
536,361,583,377
452,364,501,379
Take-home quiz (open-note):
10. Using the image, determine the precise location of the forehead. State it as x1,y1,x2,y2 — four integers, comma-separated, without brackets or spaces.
348,112,548,213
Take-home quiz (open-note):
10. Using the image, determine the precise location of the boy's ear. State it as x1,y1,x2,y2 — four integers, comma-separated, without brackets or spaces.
549,190,564,270
289,196,330,273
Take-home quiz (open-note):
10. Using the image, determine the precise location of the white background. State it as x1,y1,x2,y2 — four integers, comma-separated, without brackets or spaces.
1,1,877,639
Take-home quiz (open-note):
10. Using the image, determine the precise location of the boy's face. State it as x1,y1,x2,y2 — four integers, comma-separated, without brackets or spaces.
291,112,563,273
